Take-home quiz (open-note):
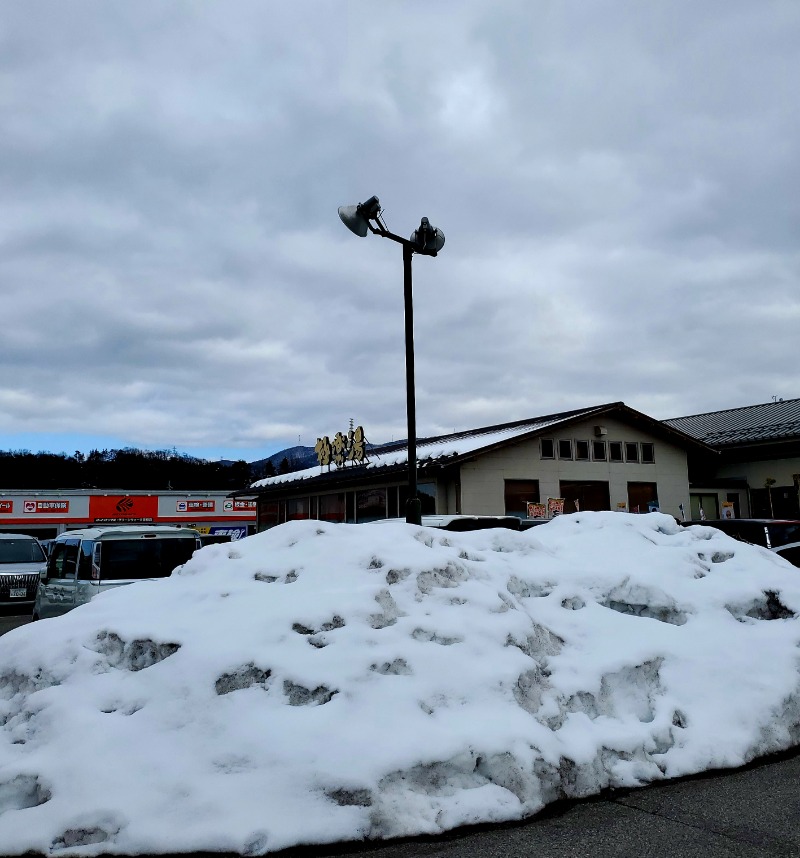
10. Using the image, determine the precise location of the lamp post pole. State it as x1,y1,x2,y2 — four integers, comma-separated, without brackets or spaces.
338,197,444,526
402,242,421,524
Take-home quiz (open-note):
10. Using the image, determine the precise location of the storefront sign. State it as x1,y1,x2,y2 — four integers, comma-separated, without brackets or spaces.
223,499,256,512
90,495,157,523
176,500,216,513
23,500,70,514
0,501,13,513
315,426,369,468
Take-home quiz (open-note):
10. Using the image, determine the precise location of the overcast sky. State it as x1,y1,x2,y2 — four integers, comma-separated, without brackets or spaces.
2,1,798,463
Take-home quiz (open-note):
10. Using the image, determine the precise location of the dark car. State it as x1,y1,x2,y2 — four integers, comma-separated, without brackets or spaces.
683,518,800,567
421,515,522,532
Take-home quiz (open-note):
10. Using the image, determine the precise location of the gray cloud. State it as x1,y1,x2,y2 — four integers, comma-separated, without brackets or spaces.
1,0,798,459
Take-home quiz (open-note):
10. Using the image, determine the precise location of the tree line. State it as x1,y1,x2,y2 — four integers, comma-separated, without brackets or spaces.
0,445,315,490
0,448,261,490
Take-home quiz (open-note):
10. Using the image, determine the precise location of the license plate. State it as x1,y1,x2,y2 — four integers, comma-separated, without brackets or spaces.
9,588,26,599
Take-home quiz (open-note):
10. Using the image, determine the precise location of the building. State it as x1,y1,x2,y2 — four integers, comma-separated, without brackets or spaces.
0,489,257,539
665,398,800,519
238,402,711,530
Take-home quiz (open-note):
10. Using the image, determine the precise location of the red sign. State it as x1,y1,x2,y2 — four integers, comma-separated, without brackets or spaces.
225,499,256,511
176,500,216,513
90,495,158,522
0,500,12,513
23,500,70,514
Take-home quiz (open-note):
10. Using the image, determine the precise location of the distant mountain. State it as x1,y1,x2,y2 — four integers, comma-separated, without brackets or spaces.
249,445,317,476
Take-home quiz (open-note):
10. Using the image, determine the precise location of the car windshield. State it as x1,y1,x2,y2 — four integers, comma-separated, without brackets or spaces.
0,539,46,563
766,523,800,549
99,537,196,581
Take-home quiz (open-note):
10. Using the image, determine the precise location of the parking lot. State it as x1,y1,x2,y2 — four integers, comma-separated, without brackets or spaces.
0,612,31,635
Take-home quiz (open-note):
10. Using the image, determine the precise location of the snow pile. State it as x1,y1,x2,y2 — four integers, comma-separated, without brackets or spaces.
2,512,800,855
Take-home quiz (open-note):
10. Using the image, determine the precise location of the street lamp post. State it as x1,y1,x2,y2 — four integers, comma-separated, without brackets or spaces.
338,196,445,525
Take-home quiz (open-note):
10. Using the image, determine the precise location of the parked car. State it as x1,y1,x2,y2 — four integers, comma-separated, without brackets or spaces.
199,532,233,547
33,526,202,620
420,515,522,532
0,533,48,611
683,518,800,567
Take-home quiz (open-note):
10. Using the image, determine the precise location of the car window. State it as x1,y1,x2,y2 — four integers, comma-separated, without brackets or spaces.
48,541,79,578
99,537,197,581
0,538,46,563
78,540,94,580
766,524,800,549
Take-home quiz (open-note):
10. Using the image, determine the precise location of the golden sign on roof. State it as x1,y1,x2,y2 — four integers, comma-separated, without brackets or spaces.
315,426,369,469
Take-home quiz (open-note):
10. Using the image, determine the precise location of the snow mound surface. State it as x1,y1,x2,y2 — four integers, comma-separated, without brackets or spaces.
2,512,800,855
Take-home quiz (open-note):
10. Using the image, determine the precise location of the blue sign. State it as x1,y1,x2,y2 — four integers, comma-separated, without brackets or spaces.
209,526,247,540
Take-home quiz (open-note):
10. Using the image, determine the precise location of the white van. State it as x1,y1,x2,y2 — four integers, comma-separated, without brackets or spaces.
33,526,201,620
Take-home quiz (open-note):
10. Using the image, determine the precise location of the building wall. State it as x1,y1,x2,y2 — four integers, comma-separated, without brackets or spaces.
458,416,691,519
0,489,256,537
715,456,800,518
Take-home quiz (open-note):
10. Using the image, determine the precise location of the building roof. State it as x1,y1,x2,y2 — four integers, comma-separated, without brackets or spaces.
243,401,710,495
664,398,800,447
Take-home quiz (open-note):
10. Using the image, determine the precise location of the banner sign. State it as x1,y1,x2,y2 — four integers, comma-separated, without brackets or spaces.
209,526,247,540
721,501,735,520
23,500,70,514
526,502,547,519
547,497,565,517
90,495,158,523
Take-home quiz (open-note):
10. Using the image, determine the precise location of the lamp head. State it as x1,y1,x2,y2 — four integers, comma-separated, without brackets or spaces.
410,216,445,256
338,195,382,237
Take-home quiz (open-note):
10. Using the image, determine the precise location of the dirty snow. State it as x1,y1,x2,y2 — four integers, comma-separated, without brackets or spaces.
1,512,800,856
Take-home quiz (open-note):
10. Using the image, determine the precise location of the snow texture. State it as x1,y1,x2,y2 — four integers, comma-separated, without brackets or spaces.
1,512,800,855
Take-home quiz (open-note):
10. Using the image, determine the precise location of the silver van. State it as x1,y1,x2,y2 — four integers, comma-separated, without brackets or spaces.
0,533,48,610
33,526,201,620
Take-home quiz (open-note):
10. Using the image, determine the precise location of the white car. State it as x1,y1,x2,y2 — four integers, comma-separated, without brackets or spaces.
0,533,48,611
33,526,201,620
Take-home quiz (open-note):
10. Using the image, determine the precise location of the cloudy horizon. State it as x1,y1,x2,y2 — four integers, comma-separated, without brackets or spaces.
2,1,798,463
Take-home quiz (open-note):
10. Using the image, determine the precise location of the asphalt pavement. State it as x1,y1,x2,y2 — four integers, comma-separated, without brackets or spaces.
278,748,800,858
3,614,799,857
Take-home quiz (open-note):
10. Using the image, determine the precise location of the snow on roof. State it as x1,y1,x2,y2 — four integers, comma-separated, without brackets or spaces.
250,407,602,489
2,512,800,854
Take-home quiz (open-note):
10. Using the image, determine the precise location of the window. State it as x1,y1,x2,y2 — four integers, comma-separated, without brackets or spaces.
625,442,639,463
690,494,719,520
257,502,280,531
78,541,94,580
0,538,45,563
592,440,607,461
399,483,436,516
504,480,540,519
356,489,386,523
609,442,623,463
641,443,655,464
628,482,658,513
540,439,554,459
319,493,346,522
558,439,573,460
575,440,589,461
98,537,197,581
286,498,309,520
559,480,610,513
